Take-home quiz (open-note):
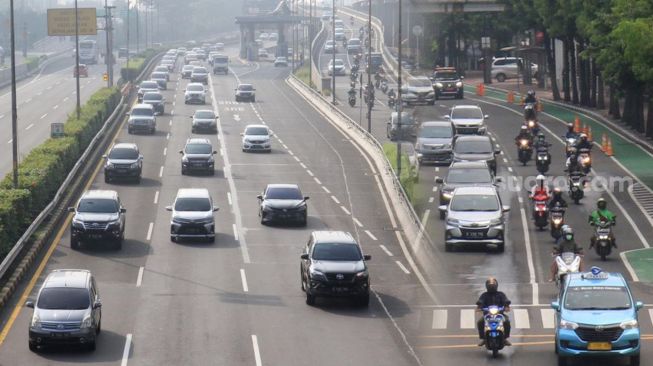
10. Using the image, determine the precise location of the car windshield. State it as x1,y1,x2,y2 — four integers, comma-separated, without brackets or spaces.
392,114,414,125
193,67,207,73
185,143,212,154
434,72,458,80
409,79,432,87
239,85,253,91
131,108,153,116
195,111,215,119
37,288,90,310
155,67,168,72
215,57,228,62
454,140,493,154
564,286,632,310
312,243,362,261
265,187,302,200
175,197,211,211
141,82,158,89
447,168,492,184
276,57,287,62
187,85,204,92
451,194,499,211
420,125,452,138
152,73,166,79
143,93,162,101
349,39,361,45
245,127,268,135
452,108,483,119
326,41,334,46
77,198,118,213
109,148,138,159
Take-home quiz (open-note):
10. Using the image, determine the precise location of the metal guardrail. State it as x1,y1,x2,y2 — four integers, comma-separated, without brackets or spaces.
0,51,164,281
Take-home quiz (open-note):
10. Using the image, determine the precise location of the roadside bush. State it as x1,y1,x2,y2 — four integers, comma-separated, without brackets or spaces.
383,143,419,205
0,189,31,258
25,56,42,71
119,48,161,81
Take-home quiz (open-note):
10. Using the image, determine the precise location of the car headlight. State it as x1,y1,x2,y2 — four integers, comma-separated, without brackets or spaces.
309,267,327,281
81,315,93,329
490,218,502,226
105,161,114,168
455,81,463,87
620,319,639,330
108,219,121,228
559,319,579,330
208,156,214,163
130,162,139,169
72,217,84,228
427,91,435,96
434,82,443,88
182,156,188,162
446,218,459,226
442,191,453,198
443,144,452,149
355,270,369,278
31,314,41,328
415,142,422,150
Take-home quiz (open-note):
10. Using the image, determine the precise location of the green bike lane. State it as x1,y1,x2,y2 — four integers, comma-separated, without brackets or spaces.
465,83,653,284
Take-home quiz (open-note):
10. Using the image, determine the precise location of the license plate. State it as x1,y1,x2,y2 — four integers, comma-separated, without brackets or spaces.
192,163,204,167
332,287,349,293
587,342,612,351
117,169,127,173
88,234,102,239
51,332,69,338
464,232,484,238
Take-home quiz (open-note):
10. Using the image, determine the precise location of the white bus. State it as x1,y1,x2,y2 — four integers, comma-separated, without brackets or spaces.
79,40,99,64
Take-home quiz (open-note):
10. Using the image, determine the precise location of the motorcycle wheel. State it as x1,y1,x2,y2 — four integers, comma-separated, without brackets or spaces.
573,197,580,204
492,349,498,358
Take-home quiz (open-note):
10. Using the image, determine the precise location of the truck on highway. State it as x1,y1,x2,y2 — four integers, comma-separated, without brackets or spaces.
79,39,99,64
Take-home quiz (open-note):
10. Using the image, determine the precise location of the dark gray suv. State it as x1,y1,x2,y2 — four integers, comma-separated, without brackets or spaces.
103,143,143,183
452,135,500,175
69,190,126,250
415,121,454,164
300,231,371,307
180,138,217,175
386,111,416,141
26,269,102,352
436,161,500,215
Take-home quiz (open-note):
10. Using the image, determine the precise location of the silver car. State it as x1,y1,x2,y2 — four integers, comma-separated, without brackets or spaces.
446,105,488,135
191,109,218,134
184,83,206,104
439,186,509,253
27,269,102,352
491,57,539,82
415,121,454,164
166,188,219,243
401,76,436,106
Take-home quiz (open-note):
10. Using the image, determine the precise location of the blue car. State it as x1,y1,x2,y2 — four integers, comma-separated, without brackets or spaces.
552,267,643,366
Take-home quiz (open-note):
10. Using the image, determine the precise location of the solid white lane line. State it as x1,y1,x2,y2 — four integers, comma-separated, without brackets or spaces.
159,166,164,177
136,267,144,287
331,196,340,204
519,206,539,305
380,244,393,256
365,230,378,241
163,147,167,156
313,177,322,184
428,197,434,203
120,334,132,366
396,261,410,274
251,335,262,366
146,222,153,241
432,310,448,329
353,218,363,227
541,309,555,329
153,191,159,204
240,269,249,292
513,308,531,329
460,309,476,329
40,113,48,119
227,192,233,206
306,170,314,177
322,186,331,194
341,206,351,215
233,224,239,241
25,123,34,130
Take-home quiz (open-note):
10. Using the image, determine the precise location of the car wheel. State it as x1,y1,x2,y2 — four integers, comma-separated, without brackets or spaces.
151,127,156,134
209,168,215,176
434,93,439,100
96,319,101,334
252,97,256,102
428,100,435,106
192,127,196,134
128,127,133,134
87,340,96,352
114,238,122,250
305,292,316,306
631,355,640,366
207,236,215,244
235,97,240,102
104,175,110,184
496,243,505,253
357,293,370,307
557,356,567,366
170,235,176,242
496,73,506,82
135,175,141,184
28,342,38,352
71,237,80,250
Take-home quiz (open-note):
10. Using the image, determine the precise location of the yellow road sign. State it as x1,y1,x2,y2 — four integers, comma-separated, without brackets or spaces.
103,73,108,81
47,8,97,36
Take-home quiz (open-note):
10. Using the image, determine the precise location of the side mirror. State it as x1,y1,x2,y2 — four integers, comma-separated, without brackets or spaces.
494,149,502,155
551,301,560,311
120,208,127,213
484,115,490,119
189,116,193,119
435,178,444,184
256,195,263,200
178,150,184,154
93,301,102,309
363,254,371,261
213,206,220,212
212,151,217,155
25,301,34,308
438,205,447,213
165,206,173,211
67,207,76,213
502,206,510,213
636,301,644,311
303,196,310,201
102,154,107,159
300,253,309,260
495,177,503,183
443,115,450,120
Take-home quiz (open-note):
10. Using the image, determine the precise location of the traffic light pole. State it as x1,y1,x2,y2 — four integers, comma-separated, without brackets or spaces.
74,0,81,119
103,0,115,87
9,0,18,188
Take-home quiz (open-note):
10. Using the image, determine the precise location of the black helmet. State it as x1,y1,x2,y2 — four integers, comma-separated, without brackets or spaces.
564,227,574,241
597,198,607,210
567,123,575,132
485,277,498,293
527,89,535,97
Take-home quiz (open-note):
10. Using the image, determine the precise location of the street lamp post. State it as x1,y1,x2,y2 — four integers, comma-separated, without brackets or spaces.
396,0,403,177
481,36,491,84
366,0,372,132
9,0,18,188
331,0,336,104
74,0,81,119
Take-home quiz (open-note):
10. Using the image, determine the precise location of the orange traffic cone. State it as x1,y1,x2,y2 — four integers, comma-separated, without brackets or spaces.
606,138,614,156
479,83,485,96
574,116,581,133
587,126,593,142
601,133,608,152
507,91,514,103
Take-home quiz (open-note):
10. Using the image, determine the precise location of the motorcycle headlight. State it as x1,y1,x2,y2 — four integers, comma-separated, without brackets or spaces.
552,218,563,224
520,139,529,146
455,81,463,88
31,314,41,328
620,319,638,330
583,157,591,163
434,82,443,88
309,267,327,281
81,315,93,329
355,270,369,278
559,319,579,330
489,307,500,315
528,120,536,128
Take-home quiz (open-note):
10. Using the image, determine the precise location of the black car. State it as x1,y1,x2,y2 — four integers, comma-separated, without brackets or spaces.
436,161,500,208
180,138,217,175
431,67,464,99
452,135,501,175
258,184,309,226
142,91,165,115
68,190,126,250
300,231,371,306
103,143,143,183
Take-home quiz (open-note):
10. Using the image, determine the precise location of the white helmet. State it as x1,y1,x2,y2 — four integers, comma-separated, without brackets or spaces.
536,174,546,188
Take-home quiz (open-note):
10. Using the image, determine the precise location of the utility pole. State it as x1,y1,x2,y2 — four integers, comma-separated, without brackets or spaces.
366,0,372,132
331,0,336,104
144,0,148,49
103,0,115,87
22,22,27,57
308,0,312,85
10,0,18,188
126,0,130,69
136,0,140,53
396,0,403,177
74,0,81,119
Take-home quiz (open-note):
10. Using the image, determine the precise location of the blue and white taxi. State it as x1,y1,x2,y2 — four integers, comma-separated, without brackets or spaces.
552,267,642,366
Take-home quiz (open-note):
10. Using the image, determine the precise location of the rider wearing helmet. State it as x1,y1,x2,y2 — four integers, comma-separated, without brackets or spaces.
589,198,617,248
565,148,581,173
565,123,578,140
534,133,551,151
548,187,568,210
524,89,537,104
530,174,550,202
515,125,533,146
575,133,592,151
550,227,584,281
476,277,512,346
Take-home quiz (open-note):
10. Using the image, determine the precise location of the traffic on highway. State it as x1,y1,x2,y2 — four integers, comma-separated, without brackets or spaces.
0,1,652,366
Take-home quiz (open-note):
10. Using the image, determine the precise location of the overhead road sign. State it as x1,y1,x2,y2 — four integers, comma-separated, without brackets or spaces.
47,8,98,36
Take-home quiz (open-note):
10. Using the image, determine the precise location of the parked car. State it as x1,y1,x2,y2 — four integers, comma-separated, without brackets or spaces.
103,143,143,183
446,105,488,135
26,269,102,352
300,231,371,306
415,121,455,164
452,134,500,175
491,57,539,82
258,184,309,226
191,109,218,134
127,103,156,134
235,83,256,102
241,124,272,152
184,83,207,104
436,161,499,208
179,138,216,175
166,188,219,243
68,190,126,250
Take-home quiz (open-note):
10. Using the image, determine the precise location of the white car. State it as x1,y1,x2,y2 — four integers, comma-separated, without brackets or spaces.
274,57,288,67
241,124,272,152
327,59,346,76
491,57,539,82
446,105,488,135
184,83,206,105
401,76,435,106
258,49,269,59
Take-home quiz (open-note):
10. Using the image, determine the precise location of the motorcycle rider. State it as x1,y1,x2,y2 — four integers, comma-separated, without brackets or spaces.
565,148,581,172
476,278,512,347
524,89,537,104
534,133,551,151
565,123,578,140
589,198,617,248
515,125,533,146
548,188,568,210
530,174,550,202
550,227,584,281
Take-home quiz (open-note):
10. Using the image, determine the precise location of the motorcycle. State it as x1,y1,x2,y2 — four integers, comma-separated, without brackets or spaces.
577,148,592,174
524,103,537,120
568,172,585,204
351,64,359,74
592,219,615,261
380,79,388,93
533,199,549,230
554,252,581,288
535,148,550,174
482,306,507,358
525,119,540,135
549,205,566,240
348,90,357,107
517,139,533,166
388,94,396,109
350,72,358,82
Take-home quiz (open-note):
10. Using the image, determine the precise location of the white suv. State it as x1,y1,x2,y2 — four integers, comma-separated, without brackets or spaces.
184,83,206,104
166,188,219,243
491,57,539,82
